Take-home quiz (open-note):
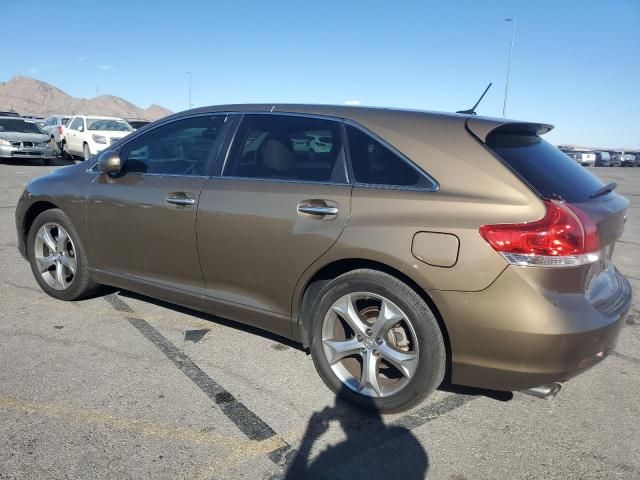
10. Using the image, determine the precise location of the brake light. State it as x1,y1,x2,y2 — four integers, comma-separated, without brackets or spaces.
57,126,63,135
479,200,600,267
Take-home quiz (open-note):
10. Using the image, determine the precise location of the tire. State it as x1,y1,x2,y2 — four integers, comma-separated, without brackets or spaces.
83,144,91,161
42,158,52,166
27,208,101,301
61,141,72,160
309,269,446,413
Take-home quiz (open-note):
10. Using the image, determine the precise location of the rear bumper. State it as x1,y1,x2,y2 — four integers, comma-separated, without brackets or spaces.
433,266,632,391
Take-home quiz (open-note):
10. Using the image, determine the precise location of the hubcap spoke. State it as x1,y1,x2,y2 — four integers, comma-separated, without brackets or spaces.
59,253,77,275
371,299,405,339
378,343,418,379
56,228,69,251
38,228,57,252
35,254,56,273
331,294,369,336
322,337,363,365
359,351,382,396
55,260,67,288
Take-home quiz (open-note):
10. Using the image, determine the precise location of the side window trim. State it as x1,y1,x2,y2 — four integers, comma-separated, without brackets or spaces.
114,113,232,178
343,120,439,192
221,112,350,185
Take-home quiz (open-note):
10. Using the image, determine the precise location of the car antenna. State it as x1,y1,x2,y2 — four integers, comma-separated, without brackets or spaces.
456,82,492,115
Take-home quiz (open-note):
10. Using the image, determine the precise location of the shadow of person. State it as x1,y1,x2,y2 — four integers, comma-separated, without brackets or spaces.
283,385,429,480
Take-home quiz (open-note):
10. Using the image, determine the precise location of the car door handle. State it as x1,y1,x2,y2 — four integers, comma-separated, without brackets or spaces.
165,194,195,206
297,203,339,216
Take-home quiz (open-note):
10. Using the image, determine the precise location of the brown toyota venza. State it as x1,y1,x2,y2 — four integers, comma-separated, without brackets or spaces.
15,105,632,412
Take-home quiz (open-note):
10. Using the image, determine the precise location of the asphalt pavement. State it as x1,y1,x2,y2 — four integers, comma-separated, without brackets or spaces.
0,157,638,479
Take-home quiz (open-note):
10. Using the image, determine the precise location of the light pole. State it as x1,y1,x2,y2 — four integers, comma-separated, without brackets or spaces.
186,71,193,109
502,17,516,117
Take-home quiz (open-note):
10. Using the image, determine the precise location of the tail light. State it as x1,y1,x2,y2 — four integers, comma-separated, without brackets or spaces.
57,126,63,136
479,200,600,267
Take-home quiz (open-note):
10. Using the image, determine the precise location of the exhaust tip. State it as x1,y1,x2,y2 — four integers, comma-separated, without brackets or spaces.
521,382,562,399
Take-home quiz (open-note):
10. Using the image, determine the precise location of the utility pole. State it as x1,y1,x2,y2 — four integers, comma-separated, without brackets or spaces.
502,17,516,117
186,71,193,109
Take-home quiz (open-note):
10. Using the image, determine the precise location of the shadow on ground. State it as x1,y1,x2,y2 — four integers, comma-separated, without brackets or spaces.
0,155,75,167
280,385,429,480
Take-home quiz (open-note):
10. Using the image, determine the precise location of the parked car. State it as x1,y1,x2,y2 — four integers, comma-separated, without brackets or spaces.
595,151,611,167
63,115,133,160
127,119,151,130
607,152,621,167
42,115,71,151
0,116,55,165
572,152,597,166
15,105,632,412
619,154,638,167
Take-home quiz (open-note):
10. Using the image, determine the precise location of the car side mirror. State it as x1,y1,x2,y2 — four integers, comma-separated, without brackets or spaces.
97,150,122,174
78,125,84,132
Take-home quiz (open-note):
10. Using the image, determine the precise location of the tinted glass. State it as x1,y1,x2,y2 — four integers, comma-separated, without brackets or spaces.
69,117,83,130
120,115,226,175
487,133,606,203
346,125,432,188
226,115,345,182
62,117,70,125
87,118,133,131
0,119,43,134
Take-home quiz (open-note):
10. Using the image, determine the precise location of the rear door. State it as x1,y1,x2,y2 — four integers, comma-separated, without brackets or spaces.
87,114,230,306
196,113,351,335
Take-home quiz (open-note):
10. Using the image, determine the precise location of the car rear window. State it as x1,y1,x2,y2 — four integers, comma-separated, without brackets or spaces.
487,132,606,203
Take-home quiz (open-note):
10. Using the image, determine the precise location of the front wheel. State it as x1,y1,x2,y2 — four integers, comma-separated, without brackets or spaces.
83,144,91,161
309,269,446,413
27,208,101,300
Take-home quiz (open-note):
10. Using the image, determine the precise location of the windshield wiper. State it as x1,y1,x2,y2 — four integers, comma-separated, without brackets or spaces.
590,182,617,199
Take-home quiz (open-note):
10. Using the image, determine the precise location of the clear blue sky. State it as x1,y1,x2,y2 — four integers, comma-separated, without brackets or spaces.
2,0,639,148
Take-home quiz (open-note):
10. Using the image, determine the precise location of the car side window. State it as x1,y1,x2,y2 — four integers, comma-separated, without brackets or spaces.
346,124,435,189
119,115,226,176
69,117,82,130
225,114,346,183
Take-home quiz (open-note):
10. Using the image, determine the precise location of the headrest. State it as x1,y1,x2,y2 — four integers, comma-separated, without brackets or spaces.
261,138,295,172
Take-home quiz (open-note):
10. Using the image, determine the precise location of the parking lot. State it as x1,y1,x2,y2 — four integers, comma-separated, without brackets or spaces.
0,158,638,480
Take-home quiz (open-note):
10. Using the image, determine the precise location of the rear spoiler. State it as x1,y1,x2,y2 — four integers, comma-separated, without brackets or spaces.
466,117,554,143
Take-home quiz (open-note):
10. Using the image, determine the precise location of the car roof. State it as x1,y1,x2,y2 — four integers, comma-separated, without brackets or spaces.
162,104,554,141
72,115,127,120
0,116,37,121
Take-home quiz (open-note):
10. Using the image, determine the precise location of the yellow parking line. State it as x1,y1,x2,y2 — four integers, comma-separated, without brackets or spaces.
0,393,286,461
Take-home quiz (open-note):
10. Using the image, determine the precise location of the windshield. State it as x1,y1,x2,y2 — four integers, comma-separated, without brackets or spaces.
0,119,44,134
87,118,133,132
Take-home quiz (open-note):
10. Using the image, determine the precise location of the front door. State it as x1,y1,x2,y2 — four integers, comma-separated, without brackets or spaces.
87,114,230,305
196,114,352,336
66,117,84,154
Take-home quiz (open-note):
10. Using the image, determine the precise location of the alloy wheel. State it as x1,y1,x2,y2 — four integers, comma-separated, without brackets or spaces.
33,223,77,290
322,292,419,398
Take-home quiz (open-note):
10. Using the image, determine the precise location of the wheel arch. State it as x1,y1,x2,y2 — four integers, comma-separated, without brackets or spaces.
21,201,60,247
295,257,452,381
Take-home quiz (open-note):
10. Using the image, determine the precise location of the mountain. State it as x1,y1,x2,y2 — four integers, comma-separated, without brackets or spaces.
0,76,172,121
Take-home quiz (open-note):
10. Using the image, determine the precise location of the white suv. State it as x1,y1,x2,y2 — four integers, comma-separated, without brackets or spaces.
63,115,133,160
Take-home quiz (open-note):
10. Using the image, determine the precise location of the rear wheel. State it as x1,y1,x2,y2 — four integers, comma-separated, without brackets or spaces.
309,269,446,413
61,141,72,160
27,208,101,300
